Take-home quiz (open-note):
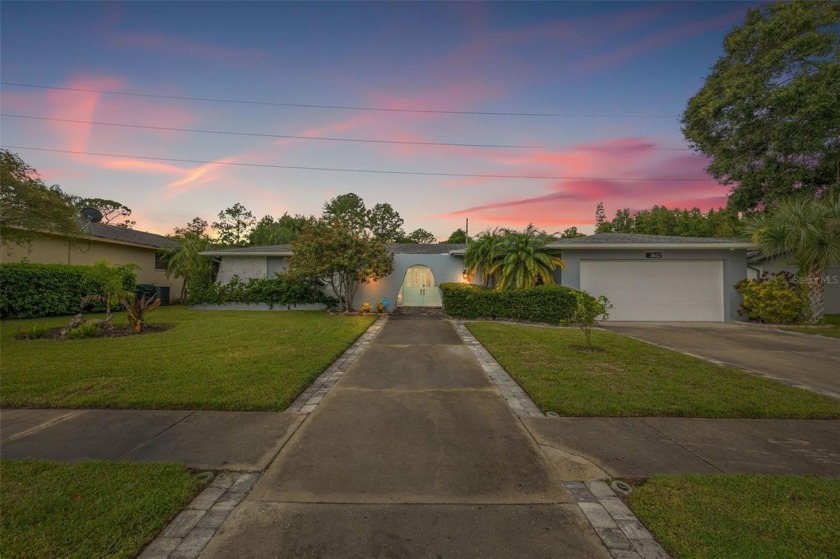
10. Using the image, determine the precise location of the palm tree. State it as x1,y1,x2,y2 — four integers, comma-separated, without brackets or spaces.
743,192,840,322
491,224,564,289
464,228,508,287
163,232,215,301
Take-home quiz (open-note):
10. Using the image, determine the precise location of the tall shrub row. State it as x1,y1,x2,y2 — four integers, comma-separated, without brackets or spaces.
0,263,137,319
439,283,586,324
187,274,338,309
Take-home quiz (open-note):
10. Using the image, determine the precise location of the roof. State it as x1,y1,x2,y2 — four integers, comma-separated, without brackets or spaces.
201,243,467,257
85,223,177,249
544,233,753,250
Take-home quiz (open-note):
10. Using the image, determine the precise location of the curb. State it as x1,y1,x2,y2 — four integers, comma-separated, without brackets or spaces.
564,481,670,559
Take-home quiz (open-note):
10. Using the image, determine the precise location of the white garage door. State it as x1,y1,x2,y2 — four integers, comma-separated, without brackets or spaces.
580,260,724,322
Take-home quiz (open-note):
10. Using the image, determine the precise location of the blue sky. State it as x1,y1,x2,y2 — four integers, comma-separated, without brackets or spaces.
1,1,763,237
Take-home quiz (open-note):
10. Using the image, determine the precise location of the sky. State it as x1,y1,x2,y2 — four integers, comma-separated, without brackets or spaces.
1,1,763,239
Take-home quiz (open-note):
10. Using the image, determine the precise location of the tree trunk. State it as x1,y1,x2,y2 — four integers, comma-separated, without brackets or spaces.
806,267,824,324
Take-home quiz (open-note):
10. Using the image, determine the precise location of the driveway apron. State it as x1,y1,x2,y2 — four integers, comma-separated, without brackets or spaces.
201,316,610,558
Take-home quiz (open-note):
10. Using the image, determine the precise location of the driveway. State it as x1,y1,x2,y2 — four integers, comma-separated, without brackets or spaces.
602,322,840,398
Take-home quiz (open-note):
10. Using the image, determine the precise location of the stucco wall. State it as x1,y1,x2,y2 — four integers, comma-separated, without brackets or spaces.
216,256,267,283
559,248,747,322
1,235,185,302
266,257,290,278
750,259,840,314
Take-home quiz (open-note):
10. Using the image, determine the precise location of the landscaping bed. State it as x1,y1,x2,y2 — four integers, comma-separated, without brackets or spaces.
0,460,204,559
1,306,376,410
628,475,840,559
466,322,840,418
782,314,840,338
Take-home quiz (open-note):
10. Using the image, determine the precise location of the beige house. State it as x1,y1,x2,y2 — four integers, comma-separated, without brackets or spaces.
1,223,184,302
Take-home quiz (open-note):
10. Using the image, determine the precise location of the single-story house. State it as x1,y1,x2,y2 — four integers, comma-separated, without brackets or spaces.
1,223,184,302
202,233,760,322
202,243,469,312
748,255,840,314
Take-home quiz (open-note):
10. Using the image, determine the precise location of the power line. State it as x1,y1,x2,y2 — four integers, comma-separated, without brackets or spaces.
0,113,541,149
0,82,681,119
2,145,713,181
0,112,692,151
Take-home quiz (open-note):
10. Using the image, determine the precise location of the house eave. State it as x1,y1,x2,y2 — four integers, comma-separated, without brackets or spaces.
545,243,754,250
200,251,294,257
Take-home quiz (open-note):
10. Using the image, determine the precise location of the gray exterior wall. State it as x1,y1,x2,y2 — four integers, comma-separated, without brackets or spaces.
559,248,748,322
267,257,290,278
750,259,840,314
353,253,470,312
216,256,267,283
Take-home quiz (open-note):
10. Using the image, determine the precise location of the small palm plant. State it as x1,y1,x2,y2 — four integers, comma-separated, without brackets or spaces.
122,294,161,333
492,225,564,290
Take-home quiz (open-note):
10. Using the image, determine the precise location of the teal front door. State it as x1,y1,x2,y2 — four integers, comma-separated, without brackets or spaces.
399,266,442,307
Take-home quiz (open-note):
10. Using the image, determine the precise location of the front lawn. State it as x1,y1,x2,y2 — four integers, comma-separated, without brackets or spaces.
782,313,840,338
1,307,376,410
467,322,840,418
0,460,204,559
628,475,840,559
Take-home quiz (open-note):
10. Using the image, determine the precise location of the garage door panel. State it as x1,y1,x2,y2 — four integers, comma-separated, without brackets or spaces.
580,260,724,322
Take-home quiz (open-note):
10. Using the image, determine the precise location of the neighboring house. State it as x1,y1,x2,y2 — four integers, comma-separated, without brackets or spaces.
202,243,470,312
1,223,184,302
748,255,840,314
203,233,757,322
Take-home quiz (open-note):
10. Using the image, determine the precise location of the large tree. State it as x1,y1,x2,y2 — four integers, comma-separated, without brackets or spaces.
290,220,393,312
211,203,256,247
0,149,82,245
248,213,314,246
322,193,369,232
595,203,742,237
402,228,437,244
445,228,469,243
70,197,135,228
682,0,840,211
367,202,405,242
743,192,840,323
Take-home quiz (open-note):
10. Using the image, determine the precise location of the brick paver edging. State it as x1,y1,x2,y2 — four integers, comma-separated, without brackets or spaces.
564,481,670,559
451,320,543,418
139,472,259,559
286,315,388,414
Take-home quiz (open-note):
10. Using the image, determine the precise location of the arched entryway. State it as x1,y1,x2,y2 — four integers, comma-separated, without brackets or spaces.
397,265,442,308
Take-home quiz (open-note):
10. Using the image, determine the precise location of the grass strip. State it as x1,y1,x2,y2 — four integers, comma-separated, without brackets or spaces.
466,322,840,418
0,460,204,559
628,475,840,559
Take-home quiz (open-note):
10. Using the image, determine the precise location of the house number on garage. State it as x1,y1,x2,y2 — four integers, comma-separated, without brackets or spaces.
646,252,663,259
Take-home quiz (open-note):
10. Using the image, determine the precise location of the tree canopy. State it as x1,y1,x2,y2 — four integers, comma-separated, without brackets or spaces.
0,149,82,246
465,225,561,289
682,0,840,211
248,213,314,246
445,228,469,244
403,228,437,244
70,197,135,228
211,203,256,247
595,203,742,237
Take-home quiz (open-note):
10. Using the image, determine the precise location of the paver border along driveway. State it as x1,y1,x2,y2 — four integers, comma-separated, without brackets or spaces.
603,322,840,399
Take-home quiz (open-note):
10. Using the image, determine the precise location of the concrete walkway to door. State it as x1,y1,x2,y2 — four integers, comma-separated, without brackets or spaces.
200,316,613,558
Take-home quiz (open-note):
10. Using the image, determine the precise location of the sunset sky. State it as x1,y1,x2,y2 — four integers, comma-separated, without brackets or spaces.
1,1,761,238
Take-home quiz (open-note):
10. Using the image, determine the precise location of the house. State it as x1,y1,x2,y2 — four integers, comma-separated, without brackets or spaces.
1,223,185,302
203,233,758,322
201,243,470,311
747,255,840,314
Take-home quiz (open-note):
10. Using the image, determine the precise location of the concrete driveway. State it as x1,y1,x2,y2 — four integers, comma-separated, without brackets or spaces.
602,322,840,399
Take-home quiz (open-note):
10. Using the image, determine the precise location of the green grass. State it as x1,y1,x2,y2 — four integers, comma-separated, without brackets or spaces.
629,475,840,559
0,460,204,559
782,314,840,338
1,306,376,410
466,322,840,418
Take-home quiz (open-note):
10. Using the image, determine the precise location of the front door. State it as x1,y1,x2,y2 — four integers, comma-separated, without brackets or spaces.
399,266,442,307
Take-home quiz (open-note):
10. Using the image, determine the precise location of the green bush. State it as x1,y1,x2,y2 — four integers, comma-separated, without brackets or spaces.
0,263,137,319
67,322,100,339
736,271,809,324
187,273,338,309
439,283,588,324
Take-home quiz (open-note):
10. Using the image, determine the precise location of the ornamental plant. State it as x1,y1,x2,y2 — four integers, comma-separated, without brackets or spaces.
571,291,612,351
735,271,809,324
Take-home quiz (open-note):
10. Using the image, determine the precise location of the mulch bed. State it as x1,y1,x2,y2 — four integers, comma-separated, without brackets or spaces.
16,324,173,341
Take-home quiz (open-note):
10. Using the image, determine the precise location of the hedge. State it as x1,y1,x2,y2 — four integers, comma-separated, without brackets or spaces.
0,263,137,319
439,282,586,324
186,274,338,309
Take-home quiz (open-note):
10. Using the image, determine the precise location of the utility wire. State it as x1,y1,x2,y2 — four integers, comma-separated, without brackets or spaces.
2,145,713,181
0,112,692,151
0,82,681,119
0,113,541,149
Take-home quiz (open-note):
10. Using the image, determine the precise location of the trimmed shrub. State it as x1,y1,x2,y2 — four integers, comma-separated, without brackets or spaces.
439,283,588,324
736,271,809,324
186,273,338,309
0,263,137,319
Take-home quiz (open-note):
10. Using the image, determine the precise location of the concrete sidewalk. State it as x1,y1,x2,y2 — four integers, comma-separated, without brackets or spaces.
200,316,613,558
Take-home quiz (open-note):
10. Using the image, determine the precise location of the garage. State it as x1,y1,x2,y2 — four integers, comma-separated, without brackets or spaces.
546,233,753,323
580,260,725,322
